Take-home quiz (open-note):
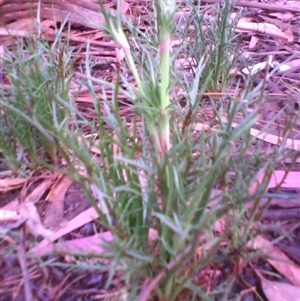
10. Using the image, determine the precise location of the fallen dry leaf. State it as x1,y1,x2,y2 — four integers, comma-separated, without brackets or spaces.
30,232,114,256
269,12,295,22
44,176,73,231
0,209,21,222
249,35,259,49
251,235,300,286
120,0,129,14
17,177,57,238
236,20,292,42
255,270,300,301
0,178,27,193
285,59,300,69
116,47,126,63
30,206,99,253
193,122,212,131
30,220,159,256
24,177,54,203
242,55,273,75
283,27,294,44
19,201,53,238
2,198,20,211
231,122,300,150
268,170,300,189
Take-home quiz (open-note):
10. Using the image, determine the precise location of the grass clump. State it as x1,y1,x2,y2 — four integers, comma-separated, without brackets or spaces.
0,26,74,172
0,0,299,300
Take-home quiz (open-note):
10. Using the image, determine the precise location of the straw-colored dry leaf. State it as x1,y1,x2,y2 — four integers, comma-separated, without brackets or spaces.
251,235,300,286
242,56,274,75
272,61,292,72
256,271,300,301
249,35,259,49
30,232,114,256
116,47,126,63
236,20,292,42
269,12,295,22
2,199,19,211
30,196,157,254
0,27,25,37
0,209,21,222
284,59,300,69
245,169,299,210
194,122,212,131
232,122,300,150
29,206,99,253
242,61,268,75
5,18,39,32
43,176,73,231
19,201,53,238
31,228,159,257
283,27,294,44
24,177,55,203
10,177,58,237
121,0,130,14
268,170,300,189
0,178,27,193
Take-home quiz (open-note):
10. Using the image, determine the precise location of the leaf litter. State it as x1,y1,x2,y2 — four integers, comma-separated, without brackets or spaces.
0,0,300,300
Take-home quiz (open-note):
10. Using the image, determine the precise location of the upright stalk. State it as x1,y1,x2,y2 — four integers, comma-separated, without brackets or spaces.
155,0,176,261
159,25,170,152
156,0,175,153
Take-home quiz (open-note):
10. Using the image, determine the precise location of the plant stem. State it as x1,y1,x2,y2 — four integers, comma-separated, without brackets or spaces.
157,0,173,152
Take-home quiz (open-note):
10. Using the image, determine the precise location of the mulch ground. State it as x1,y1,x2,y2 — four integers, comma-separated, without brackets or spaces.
0,0,299,300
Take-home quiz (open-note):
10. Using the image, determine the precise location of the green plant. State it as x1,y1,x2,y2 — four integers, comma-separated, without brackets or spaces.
180,1,241,92
73,0,297,299
0,22,74,172
1,0,299,300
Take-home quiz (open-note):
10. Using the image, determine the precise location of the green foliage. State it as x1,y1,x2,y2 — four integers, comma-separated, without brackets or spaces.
0,28,73,171
0,0,299,300
183,0,241,92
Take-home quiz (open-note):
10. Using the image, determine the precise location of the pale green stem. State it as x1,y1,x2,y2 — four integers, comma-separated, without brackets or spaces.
159,34,170,152
157,0,173,261
159,35,170,110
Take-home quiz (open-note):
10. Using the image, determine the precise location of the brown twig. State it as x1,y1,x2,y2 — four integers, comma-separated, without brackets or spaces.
18,227,34,301
201,0,300,13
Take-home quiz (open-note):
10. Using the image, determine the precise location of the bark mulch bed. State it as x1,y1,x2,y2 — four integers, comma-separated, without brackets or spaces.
0,0,299,300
